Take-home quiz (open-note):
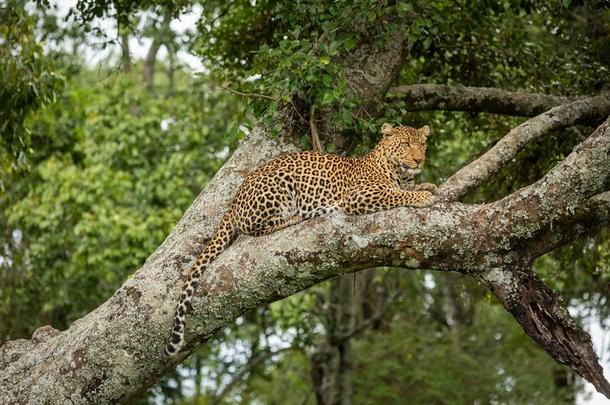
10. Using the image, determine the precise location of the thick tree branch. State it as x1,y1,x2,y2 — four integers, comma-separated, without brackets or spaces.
387,84,583,116
3,116,610,402
486,116,610,252
522,191,610,259
437,95,610,201
0,127,298,403
475,117,610,397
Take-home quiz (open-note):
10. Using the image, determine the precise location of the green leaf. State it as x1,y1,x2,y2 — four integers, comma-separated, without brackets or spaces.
321,92,334,105
344,37,357,50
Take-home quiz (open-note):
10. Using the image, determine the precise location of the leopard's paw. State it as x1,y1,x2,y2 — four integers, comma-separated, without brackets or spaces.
412,191,436,207
413,183,438,194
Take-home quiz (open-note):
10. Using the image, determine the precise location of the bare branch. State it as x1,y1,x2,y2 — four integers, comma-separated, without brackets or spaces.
217,84,279,102
437,95,610,201
387,84,585,117
309,107,324,153
477,119,610,397
212,346,298,405
478,268,610,397
486,116,610,252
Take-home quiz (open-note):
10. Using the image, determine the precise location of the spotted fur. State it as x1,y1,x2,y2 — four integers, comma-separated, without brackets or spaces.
164,123,436,356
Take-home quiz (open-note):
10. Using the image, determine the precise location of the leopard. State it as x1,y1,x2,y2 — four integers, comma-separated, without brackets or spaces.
164,123,437,356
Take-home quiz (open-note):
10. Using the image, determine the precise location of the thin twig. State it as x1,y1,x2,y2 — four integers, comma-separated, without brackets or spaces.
309,107,324,152
289,101,309,125
217,84,278,101
211,346,299,404
333,289,402,344
208,0,237,27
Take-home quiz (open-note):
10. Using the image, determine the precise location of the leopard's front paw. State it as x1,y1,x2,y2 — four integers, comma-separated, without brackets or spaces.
413,183,438,194
413,191,436,207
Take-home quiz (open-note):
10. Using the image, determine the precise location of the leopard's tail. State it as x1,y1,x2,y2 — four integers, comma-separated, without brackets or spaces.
164,214,238,356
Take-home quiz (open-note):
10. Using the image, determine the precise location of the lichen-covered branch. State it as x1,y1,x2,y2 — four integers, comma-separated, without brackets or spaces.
0,127,298,404
476,117,610,397
487,116,610,250
438,95,610,201
387,84,583,116
2,114,610,402
523,191,610,258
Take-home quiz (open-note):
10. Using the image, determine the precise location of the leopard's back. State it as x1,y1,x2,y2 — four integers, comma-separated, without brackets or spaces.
230,151,352,235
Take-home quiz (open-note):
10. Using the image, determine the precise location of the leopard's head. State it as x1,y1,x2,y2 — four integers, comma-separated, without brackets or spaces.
379,123,430,174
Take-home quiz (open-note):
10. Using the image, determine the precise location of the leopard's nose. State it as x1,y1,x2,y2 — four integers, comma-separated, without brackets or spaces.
413,156,424,165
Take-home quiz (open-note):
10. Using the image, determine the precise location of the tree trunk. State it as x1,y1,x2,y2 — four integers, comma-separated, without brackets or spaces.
311,275,357,405
120,32,131,73
336,276,355,405
166,45,176,97
142,12,171,92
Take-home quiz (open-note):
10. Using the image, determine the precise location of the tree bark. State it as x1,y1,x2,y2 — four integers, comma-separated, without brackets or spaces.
388,84,585,117
478,267,609,396
166,46,176,97
317,27,411,150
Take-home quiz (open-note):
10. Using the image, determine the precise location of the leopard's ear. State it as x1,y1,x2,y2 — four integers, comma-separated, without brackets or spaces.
381,123,395,136
419,125,430,138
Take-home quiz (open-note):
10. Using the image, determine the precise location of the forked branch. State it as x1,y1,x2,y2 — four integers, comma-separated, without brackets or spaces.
437,95,610,201
2,89,609,402
477,116,610,397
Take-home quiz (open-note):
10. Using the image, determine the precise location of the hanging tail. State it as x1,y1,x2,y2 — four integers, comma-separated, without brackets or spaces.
164,214,237,356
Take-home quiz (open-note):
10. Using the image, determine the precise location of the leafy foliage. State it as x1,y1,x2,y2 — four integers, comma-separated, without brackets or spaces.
350,275,579,404
197,0,429,137
0,4,64,180
1,70,241,339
